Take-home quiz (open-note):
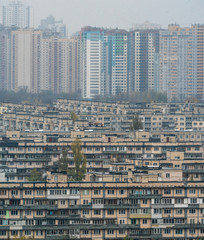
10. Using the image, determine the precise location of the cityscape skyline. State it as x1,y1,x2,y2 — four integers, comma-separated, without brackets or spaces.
0,0,203,102
0,0,203,36
1,1,204,239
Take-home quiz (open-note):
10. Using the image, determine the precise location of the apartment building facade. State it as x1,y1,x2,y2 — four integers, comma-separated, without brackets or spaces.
159,24,204,101
0,0,33,29
129,29,160,93
0,182,204,239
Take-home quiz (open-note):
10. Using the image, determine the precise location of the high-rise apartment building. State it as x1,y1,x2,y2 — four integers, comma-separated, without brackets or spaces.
40,35,81,94
160,24,204,101
64,35,81,94
0,26,17,91
107,29,128,95
129,29,160,93
81,27,128,99
81,27,107,99
9,29,81,94
39,15,67,38
0,0,33,28
11,29,34,91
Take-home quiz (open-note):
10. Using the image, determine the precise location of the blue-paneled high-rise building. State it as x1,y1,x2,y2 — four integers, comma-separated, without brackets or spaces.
80,27,128,99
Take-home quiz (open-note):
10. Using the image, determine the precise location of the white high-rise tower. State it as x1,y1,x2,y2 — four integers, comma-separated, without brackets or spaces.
0,0,33,28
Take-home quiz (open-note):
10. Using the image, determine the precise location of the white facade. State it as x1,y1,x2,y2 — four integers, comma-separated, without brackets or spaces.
82,31,105,99
11,29,33,91
0,1,33,28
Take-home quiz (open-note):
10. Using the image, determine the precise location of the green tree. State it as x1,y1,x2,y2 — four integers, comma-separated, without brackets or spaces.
59,148,69,173
14,236,36,240
131,115,143,131
69,138,86,181
70,111,79,124
27,168,43,182
123,236,133,240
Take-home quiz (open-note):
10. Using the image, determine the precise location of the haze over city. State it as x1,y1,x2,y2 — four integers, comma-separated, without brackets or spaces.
1,0,204,35
1,1,204,240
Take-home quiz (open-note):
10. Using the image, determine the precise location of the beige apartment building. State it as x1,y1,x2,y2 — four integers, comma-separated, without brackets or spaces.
0,182,204,239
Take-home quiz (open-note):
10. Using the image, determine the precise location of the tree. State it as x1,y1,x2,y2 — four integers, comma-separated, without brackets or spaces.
14,236,35,240
59,148,69,173
69,138,86,181
27,168,44,182
70,111,79,124
123,236,133,240
131,115,143,131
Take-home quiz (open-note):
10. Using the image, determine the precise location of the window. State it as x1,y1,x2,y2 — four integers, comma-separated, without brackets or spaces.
82,230,89,235
25,210,31,216
131,219,137,224
189,209,196,214
60,200,66,205
119,229,125,235
166,173,170,178
70,189,79,195
119,209,125,214
94,210,101,215
164,189,171,194
107,189,114,195
189,229,195,235
36,190,44,196
107,229,114,235
82,210,89,215
154,208,162,214
36,210,43,216
11,230,18,236
176,189,182,194
176,209,183,214
120,219,125,224
94,190,101,195
175,229,183,234
152,219,158,224
164,229,171,234
25,230,31,236
36,230,43,236
0,231,6,236
107,210,114,215
143,199,147,204
25,190,32,195
143,219,147,224
11,210,18,215
83,190,89,195
189,189,196,194
94,230,101,235
164,209,171,214
175,198,184,204
119,189,125,195
190,198,197,204
0,211,5,216
11,190,18,195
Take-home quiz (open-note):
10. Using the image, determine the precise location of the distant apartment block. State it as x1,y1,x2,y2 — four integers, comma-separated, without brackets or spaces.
159,24,204,101
0,20,203,101
0,0,33,28
129,29,160,93
39,15,67,38
81,27,128,99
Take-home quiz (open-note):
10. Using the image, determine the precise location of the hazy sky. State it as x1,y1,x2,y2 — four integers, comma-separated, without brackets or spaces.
1,0,204,36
